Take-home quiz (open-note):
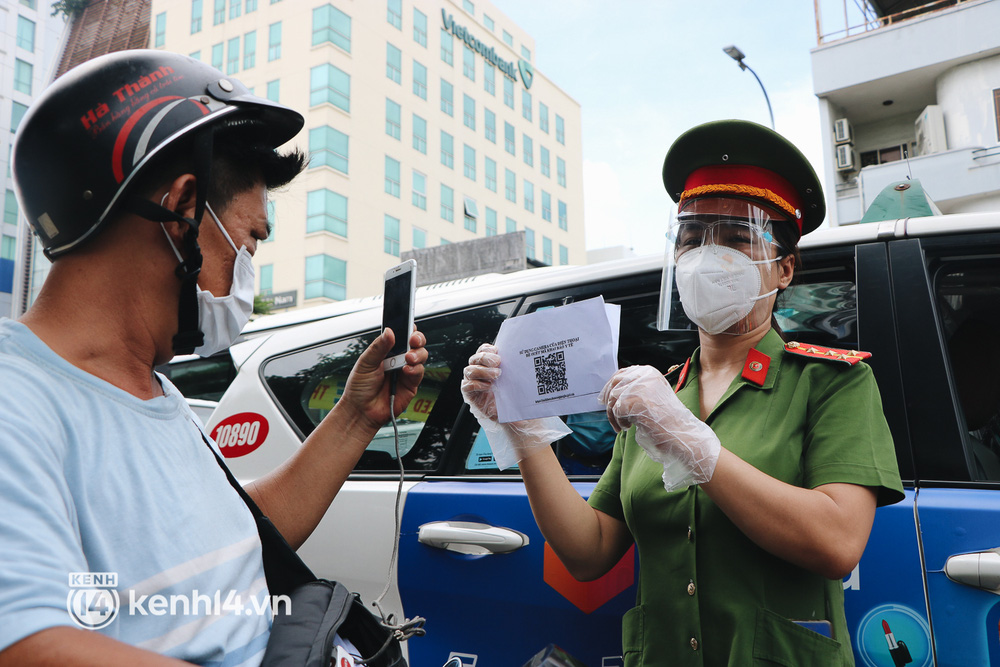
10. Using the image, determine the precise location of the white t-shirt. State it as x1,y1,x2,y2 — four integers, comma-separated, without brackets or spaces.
0,319,271,666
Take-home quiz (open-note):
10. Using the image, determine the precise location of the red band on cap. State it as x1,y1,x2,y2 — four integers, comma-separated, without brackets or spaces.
681,164,803,232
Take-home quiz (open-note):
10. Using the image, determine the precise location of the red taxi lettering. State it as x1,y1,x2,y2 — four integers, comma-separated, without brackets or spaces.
211,412,270,458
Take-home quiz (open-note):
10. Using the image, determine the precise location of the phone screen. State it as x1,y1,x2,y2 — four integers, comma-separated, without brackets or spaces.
382,269,413,359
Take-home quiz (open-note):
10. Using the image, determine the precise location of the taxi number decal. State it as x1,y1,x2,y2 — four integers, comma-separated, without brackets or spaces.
211,412,270,458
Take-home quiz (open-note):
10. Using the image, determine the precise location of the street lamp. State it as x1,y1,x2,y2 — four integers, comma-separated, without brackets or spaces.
723,45,775,130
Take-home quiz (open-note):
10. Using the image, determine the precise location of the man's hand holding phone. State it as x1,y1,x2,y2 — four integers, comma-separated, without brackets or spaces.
327,260,426,432
340,326,427,432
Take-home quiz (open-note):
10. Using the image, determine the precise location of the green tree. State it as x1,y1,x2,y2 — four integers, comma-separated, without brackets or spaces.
253,294,273,316
51,0,90,18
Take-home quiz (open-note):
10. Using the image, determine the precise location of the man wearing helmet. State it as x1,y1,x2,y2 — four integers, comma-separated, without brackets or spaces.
0,51,426,665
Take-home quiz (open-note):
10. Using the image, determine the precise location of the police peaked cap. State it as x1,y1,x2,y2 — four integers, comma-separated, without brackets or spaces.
662,119,826,236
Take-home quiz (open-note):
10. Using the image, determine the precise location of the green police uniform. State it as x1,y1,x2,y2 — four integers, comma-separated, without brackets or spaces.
588,329,904,666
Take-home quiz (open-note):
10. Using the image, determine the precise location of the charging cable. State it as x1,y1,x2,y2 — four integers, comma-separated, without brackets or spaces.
360,370,426,664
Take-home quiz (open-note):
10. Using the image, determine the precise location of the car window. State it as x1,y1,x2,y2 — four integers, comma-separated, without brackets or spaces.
463,262,858,476
936,262,1000,481
157,354,237,401
775,280,857,347
261,301,517,472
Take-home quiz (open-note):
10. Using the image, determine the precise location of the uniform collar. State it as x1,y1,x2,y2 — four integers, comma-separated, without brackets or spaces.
677,328,785,392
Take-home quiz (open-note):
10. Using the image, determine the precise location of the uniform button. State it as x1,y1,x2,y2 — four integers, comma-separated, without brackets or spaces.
687,582,696,596
687,526,693,541
690,637,699,651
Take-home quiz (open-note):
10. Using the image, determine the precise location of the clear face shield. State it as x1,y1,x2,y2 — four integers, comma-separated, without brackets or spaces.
657,197,789,335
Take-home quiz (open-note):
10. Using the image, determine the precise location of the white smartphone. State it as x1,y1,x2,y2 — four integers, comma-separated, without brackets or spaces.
381,259,417,371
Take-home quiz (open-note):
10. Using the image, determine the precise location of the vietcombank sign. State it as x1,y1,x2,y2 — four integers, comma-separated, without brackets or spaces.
441,9,534,89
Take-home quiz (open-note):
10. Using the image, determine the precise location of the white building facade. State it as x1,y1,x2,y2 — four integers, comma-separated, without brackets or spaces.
153,0,584,308
812,0,1000,226
1,0,66,317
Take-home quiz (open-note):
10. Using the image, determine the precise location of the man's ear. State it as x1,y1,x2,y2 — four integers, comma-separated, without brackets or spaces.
158,174,199,248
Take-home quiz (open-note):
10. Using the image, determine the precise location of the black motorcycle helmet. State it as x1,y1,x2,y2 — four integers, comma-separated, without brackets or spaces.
12,49,304,354
13,49,303,257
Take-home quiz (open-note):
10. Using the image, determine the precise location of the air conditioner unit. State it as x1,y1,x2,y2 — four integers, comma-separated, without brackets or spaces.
915,105,946,156
836,144,857,171
833,118,853,144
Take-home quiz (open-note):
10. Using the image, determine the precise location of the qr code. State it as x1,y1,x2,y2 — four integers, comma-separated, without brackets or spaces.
534,351,569,395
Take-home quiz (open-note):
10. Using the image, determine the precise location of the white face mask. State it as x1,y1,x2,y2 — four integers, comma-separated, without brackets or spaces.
674,245,778,335
161,201,255,357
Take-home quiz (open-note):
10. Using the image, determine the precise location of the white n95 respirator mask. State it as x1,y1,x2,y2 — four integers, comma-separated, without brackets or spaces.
673,245,777,335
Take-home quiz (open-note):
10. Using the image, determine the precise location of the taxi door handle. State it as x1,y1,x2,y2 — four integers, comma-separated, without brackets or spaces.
944,549,1000,593
418,521,529,555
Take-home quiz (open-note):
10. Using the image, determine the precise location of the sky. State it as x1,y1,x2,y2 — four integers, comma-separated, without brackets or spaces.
495,0,838,255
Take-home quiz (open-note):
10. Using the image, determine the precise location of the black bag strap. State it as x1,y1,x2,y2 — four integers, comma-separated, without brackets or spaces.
199,431,316,596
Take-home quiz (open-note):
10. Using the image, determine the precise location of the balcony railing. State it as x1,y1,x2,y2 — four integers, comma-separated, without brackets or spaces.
815,0,969,44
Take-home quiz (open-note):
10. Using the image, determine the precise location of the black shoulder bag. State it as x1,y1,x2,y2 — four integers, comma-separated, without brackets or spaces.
207,437,407,667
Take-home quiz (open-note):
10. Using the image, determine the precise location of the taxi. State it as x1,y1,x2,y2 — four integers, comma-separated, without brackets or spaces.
205,208,1000,667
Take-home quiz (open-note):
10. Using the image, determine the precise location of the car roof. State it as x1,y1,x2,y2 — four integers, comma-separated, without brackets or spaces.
169,210,1000,366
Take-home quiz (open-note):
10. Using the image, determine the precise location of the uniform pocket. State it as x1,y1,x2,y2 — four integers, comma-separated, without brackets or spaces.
752,607,846,667
621,605,644,666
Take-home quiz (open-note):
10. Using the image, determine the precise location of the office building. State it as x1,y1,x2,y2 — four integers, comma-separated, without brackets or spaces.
154,0,585,308
812,0,1000,226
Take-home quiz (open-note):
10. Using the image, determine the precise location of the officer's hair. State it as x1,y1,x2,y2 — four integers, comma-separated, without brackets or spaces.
769,221,803,340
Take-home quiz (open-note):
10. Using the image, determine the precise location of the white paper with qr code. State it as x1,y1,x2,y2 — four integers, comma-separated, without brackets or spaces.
493,296,620,423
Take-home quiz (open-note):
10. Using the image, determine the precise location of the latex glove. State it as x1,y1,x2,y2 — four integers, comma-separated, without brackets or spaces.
462,343,572,470
600,365,721,491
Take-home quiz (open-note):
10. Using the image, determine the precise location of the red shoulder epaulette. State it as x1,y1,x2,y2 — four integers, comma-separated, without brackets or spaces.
784,341,872,366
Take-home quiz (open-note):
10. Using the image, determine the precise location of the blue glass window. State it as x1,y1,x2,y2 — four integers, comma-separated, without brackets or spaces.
313,4,350,52
463,94,475,130
305,254,346,301
412,114,427,154
306,189,347,236
309,126,348,173
384,215,400,256
485,157,497,192
386,43,402,83
154,12,166,47
413,8,427,46
384,156,401,197
386,99,401,140
440,184,454,222
440,79,453,116
440,131,454,168
412,170,427,209
268,22,281,60
387,0,402,28
413,60,428,99
485,207,497,236
191,0,203,33
464,144,476,181
440,28,453,65
243,30,256,69
310,64,350,111
485,108,496,143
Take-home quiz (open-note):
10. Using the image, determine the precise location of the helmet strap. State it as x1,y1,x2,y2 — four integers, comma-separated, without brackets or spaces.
126,129,215,355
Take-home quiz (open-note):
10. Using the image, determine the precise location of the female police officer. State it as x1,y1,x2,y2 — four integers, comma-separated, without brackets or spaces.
462,120,903,666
